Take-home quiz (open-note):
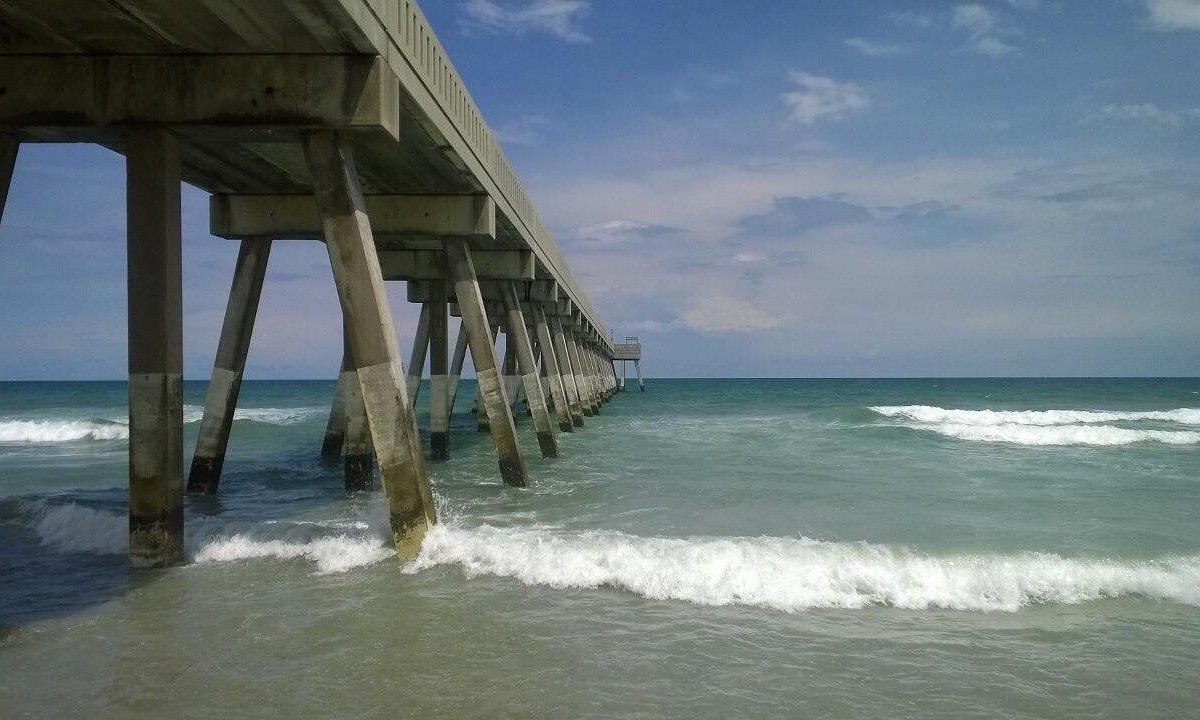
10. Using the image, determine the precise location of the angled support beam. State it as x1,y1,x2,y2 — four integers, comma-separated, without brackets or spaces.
302,130,434,558
635,360,646,392
339,324,374,491
533,305,572,433
550,317,585,427
405,302,431,402
447,321,469,415
321,362,348,457
428,282,450,460
186,236,272,494
211,194,495,242
126,128,184,568
567,331,596,417
0,55,400,141
501,282,558,458
445,237,528,487
0,134,17,224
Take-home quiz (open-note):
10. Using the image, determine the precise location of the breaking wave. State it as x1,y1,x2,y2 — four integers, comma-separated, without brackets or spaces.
183,405,326,425
871,405,1200,426
14,501,391,575
0,419,128,443
410,524,1200,612
869,405,1200,446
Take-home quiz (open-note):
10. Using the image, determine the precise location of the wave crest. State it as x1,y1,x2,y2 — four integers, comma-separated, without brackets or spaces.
410,524,1200,612
871,405,1200,426
0,419,128,443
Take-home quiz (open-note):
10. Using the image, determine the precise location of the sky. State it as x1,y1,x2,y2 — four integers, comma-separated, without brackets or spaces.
1,0,1199,379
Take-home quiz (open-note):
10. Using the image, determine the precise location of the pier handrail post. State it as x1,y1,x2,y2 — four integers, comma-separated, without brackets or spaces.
187,235,272,494
445,236,529,486
302,130,435,557
126,127,184,568
501,282,560,458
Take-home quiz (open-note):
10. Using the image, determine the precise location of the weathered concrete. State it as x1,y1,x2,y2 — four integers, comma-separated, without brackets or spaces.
126,128,184,569
0,134,16,224
550,317,585,427
533,305,573,433
447,322,469,415
187,236,272,494
501,283,559,458
634,360,646,392
303,130,434,558
405,302,431,402
321,363,348,457
445,236,527,487
428,282,450,460
339,326,374,491
567,331,596,417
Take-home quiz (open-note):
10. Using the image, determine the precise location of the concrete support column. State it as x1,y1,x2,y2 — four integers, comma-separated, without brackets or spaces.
186,236,271,494
0,134,17,224
634,360,646,392
550,317,585,427
444,236,528,487
340,325,374,491
447,322,468,414
126,128,184,568
473,323,499,432
405,302,431,403
533,305,573,433
302,130,434,557
502,333,521,412
320,358,348,457
567,331,596,416
428,283,450,460
501,283,559,458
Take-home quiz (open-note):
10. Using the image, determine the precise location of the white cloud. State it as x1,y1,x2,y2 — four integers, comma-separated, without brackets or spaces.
1147,0,1200,30
845,37,910,57
460,0,591,43
952,4,1019,56
679,295,780,332
781,71,870,125
889,11,935,28
1082,102,1200,126
493,115,550,145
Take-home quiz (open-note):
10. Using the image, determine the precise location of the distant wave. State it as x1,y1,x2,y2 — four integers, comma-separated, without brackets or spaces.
183,405,326,425
869,405,1200,446
16,501,391,575
871,405,1200,426
0,419,128,443
410,524,1200,612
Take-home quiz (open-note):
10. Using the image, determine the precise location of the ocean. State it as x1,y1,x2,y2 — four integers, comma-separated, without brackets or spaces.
1,377,1198,718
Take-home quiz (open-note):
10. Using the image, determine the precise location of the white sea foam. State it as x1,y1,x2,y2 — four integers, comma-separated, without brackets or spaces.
915,422,1200,446
0,419,129,443
182,405,326,425
19,502,391,574
410,524,1200,612
871,405,1200,426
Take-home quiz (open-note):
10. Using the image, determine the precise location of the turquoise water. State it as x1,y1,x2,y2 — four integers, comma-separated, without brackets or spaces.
1,378,1199,718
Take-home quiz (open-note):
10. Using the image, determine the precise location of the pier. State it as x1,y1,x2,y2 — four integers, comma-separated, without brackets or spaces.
0,0,633,567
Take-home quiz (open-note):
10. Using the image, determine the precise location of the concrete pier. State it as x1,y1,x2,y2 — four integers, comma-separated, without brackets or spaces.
567,332,596,417
501,283,559,458
428,284,450,461
446,237,528,487
550,317,585,427
187,236,272,494
321,358,348,458
533,305,573,432
303,130,434,557
0,134,16,223
447,323,469,418
339,329,374,491
405,302,431,403
126,128,184,569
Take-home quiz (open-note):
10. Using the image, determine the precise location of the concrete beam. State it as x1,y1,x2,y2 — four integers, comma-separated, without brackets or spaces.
0,55,399,141
211,194,495,241
407,278,555,304
381,250,533,281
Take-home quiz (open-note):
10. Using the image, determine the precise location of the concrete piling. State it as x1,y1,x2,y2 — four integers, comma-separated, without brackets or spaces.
320,362,347,457
566,332,595,417
428,284,450,460
533,305,574,432
405,302,431,403
444,236,528,487
340,328,374,491
501,282,559,458
550,317,585,427
126,128,185,568
186,236,272,494
447,322,469,415
302,130,435,558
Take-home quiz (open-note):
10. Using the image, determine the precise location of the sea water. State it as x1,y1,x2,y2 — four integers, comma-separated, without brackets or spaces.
1,378,1198,718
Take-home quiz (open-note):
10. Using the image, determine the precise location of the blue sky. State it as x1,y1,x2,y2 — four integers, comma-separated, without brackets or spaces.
1,0,1199,378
